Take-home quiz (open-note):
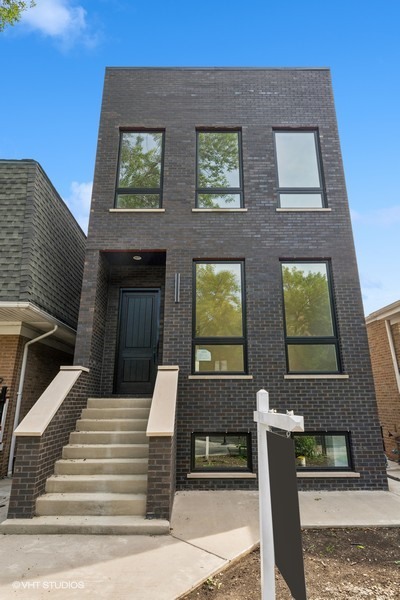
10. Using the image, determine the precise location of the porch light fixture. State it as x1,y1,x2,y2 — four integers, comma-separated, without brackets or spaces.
132,255,142,261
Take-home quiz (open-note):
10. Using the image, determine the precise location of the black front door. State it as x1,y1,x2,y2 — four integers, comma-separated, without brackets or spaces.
115,289,160,394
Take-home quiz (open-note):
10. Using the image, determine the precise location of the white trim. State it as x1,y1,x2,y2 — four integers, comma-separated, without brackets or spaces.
109,208,165,213
188,375,253,380
366,300,400,324
276,207,332,212
385,320,400,394
192,208,248,213
60,365,90,373
187,472,257,479
297,471,360,478
284,374,349,380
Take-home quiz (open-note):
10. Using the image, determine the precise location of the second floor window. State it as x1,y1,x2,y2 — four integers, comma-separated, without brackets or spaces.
275,130,325,208
116,131,164,208
196,131,243,208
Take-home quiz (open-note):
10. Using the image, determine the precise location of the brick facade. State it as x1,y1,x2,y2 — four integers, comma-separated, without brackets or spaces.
366,303,400,461
72,68,387,496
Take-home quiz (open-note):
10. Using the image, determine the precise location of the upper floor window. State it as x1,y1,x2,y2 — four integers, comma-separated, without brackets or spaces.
196,131,243,208
116,131,164,208
193,261,246,373
275,131,325,208
281,261,340,373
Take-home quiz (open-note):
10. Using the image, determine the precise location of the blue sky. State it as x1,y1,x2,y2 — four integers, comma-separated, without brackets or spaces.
1,0,399,316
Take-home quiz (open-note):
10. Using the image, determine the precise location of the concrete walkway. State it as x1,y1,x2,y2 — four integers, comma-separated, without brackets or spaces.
0,467,399,600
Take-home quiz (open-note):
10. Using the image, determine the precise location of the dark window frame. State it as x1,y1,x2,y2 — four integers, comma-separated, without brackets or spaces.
281,259,342,374
292,431,353,472
192,260,247,375
115,129,165,208
191,432,253,472
196,129,244,208
274,129,326,208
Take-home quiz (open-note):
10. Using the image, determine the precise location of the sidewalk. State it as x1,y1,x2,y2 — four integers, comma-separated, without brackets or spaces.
0,470,399,600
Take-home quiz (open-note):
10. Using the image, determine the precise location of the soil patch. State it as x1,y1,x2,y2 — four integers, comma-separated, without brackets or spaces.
183,528,400,599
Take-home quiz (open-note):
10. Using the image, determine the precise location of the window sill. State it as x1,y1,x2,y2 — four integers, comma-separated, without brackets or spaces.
276,208,331,212
192,208,248,213
109,208,166,213
188,375,253,380
297,471,360,478
187,472,257,479
284,374,349,380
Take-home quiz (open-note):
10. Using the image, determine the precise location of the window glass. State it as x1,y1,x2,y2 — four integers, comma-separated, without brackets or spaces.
282,263,334,337
293,433,351,470
196,131,242,208
193,261,246,374
275,131,324,208
281,261,339,373
192,433,251,471
116,131,163,208
196,263,243,337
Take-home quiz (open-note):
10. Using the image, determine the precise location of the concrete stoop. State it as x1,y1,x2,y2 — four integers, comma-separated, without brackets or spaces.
1,397,170,535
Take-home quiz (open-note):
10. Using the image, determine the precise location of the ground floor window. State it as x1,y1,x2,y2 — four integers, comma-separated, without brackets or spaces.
191,433,252,472
292,432,352,470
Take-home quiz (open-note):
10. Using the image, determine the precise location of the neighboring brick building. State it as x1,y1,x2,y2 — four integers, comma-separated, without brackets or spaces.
0,160,86,477
4,69,388,528
366,301,400,461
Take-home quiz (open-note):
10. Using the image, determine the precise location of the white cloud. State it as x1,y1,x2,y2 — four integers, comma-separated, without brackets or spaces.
21,0,99,49
65,181,92,233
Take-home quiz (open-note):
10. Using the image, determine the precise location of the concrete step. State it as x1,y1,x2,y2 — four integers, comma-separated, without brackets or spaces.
45,474,148,494
87,398,152,409
36,493,147,516
62,444,149,459
69,431,148,445
55,458,148,475
81,407,150,420
0,515,169,535
76,418,148,432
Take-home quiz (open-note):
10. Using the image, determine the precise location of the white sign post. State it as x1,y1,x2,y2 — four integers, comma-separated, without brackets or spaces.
254,389,305,600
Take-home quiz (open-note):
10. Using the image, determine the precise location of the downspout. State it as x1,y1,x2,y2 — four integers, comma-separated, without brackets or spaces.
8,325,58,476
385,320,400,395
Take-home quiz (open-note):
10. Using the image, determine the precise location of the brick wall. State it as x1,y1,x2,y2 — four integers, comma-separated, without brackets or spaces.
367,320,400,459
73,68,387,492
0,336,72,477
7,371,89,518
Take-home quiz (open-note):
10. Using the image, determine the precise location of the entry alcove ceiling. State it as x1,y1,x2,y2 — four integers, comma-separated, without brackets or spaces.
102,250,167,267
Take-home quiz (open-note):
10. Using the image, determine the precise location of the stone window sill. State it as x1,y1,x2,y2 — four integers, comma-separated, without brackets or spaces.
284,374,349,380
297,471,360,478
187,472,257,479
188,375,253,380
109,208,165,213
192,208,248,213
276,208,332,212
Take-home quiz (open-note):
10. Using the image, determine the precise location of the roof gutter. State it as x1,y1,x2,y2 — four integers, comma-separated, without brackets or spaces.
8,325,58,476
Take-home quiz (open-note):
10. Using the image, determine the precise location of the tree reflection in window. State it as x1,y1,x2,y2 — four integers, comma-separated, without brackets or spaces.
197,131,242,208
282,262,339,373
194,262,246,373
116,131,163,208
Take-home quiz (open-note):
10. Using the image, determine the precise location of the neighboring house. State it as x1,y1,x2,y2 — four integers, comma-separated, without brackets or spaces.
0,159,86,477
4,69,387,532
366,301,400,461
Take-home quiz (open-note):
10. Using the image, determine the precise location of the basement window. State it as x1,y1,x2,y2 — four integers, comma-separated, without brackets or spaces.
293,432,352,471
191,433,252,472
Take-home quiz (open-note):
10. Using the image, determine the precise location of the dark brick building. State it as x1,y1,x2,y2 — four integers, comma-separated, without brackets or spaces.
73,67,386,493
4,69,388,527
0,160,85,477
